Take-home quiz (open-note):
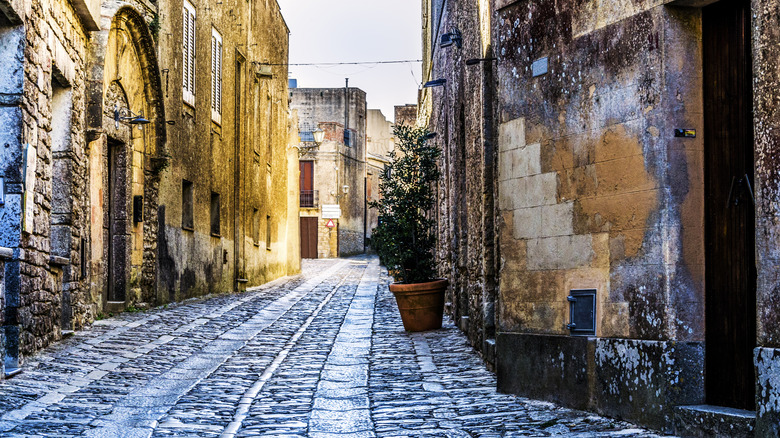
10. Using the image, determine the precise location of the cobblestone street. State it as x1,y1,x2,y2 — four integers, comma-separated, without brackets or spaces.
0,257,671,437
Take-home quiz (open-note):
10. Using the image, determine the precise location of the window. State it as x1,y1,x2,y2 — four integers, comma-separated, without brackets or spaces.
266,215,271,250
211,27,223,124
252,208,260,245
182,180,194,230
182,0,196,106
210,192,220,236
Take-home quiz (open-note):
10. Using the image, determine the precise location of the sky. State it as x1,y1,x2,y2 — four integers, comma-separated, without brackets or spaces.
276,0,422,123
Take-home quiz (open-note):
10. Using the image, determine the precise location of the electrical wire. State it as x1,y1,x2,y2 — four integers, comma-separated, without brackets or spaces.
256,59,422,66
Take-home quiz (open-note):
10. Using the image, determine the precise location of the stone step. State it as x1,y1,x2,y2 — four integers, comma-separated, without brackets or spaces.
674,404,755,437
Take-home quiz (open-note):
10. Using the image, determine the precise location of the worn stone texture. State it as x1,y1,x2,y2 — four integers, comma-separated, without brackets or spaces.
421,0,499,366
154,0,298,302
290,88,368,258
0,0,93,364
0,0,298,374
417,0,780,432
365,108,393,242
755,347,780,436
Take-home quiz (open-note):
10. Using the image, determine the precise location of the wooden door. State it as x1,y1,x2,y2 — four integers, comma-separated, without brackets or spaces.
300,217,318,259
703,0,756,410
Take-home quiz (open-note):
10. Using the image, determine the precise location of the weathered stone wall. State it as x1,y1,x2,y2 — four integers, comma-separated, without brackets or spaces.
491,1,708,430
753,0,780,432
393,104,418,127
366,109,393,240
0,0,95,363
421,0,500,363
155,0,296,300
424,0,780,431
290,89,368,257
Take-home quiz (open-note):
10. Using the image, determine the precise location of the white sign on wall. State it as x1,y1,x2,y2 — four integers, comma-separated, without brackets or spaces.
321,204,341,219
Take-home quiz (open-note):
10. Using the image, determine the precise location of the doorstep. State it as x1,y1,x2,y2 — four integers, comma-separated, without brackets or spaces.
674,404,755,437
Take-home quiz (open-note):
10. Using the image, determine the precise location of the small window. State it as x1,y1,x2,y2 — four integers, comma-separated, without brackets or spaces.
210,192,220,236
252,208,260,245
567,289,596,336
182,180,194,230
266,215,271,250
182,0,196,106
211,27,223,124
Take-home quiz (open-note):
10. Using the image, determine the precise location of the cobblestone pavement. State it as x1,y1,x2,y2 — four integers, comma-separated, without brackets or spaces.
0,256,674,437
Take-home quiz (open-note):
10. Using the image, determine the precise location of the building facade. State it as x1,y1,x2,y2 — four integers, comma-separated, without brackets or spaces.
0,0,297,377
422,0,780,434
291,86,367,258
365,108,394,243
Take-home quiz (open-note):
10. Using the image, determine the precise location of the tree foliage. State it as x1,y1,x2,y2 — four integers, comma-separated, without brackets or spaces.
370,125,441,284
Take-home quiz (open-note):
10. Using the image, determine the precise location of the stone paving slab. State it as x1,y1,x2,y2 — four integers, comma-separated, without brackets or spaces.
0,256,676,437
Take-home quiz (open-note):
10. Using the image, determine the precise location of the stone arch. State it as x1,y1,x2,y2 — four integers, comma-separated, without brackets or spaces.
86,5,166,312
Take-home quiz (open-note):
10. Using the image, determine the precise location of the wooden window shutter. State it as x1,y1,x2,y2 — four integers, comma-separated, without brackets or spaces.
211,28,222,124
182,1,196,106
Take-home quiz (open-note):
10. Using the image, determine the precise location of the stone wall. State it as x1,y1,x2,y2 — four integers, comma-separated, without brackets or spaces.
0,0,94,363
494,1,706,431
421,0,500,362
753,0,780,433
393,104,418,127
155,0,297,300
291,89,368,258
423,0,780,432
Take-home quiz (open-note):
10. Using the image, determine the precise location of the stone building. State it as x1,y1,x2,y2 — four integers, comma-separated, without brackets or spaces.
291,86,367,258
153,0,298,300
0,0,100,377
365,108,394,242
0,0,297,378
422,0,780,434
394,103,418,128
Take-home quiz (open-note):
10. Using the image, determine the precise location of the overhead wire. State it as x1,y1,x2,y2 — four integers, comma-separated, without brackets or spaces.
256,59,422,66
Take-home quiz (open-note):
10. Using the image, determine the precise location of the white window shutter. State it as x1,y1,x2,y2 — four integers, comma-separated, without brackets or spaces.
211,28,222,124
182,1,196,106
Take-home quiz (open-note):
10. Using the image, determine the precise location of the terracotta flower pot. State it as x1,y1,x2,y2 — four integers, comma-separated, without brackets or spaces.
389,279,448,332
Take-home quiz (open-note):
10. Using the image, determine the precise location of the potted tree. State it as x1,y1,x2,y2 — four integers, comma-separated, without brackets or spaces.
371,125,446,332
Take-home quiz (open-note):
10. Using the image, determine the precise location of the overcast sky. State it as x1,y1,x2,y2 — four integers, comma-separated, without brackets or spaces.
277,0,422,123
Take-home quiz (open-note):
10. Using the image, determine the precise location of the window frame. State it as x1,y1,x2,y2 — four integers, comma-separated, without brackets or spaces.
211,27,223,124
182,0,196,106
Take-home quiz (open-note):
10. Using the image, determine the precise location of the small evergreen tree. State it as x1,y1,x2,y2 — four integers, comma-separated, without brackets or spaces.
370,125,441,283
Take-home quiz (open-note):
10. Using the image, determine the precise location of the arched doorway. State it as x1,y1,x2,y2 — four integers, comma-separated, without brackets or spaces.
86,6,166,313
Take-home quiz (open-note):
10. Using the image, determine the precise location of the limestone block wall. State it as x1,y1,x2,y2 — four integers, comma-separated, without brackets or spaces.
0,0,94,362
494,1,707,344
752,0,780,433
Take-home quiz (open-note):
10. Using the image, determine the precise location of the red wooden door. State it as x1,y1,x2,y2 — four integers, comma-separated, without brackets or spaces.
300,217,318,259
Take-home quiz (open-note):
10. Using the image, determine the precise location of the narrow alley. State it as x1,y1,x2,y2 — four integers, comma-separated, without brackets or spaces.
0,257,662,437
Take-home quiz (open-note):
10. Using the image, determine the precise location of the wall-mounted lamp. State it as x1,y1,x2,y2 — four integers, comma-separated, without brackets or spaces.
312,127,325,145
342,185,349,194
423,79,447,88
440,29,462,48
114,104,150,129
295,127,325,157
465,57,498,66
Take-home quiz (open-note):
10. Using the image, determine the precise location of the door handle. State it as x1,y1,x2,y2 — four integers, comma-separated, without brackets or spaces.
726,176,736,209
